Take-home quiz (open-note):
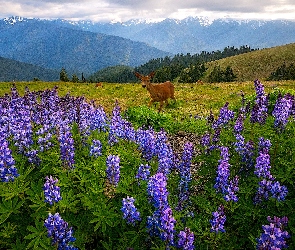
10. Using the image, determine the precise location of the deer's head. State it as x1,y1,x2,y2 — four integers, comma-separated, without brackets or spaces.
134,72,155,88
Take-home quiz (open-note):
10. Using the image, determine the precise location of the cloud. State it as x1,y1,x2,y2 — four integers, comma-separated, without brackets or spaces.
0,0,295,22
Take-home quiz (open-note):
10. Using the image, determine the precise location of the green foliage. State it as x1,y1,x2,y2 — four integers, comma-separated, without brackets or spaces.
60,68,69,82
124,105,173,131
208,65,237,83
267,63,295,81
72,74,79,83
88,65,137,83
178,63,207,83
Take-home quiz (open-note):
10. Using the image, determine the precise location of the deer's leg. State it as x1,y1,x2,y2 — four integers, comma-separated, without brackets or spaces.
148,99,154,107
158,101,164,112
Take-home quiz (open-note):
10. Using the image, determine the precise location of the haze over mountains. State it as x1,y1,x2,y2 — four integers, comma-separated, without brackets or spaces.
1,16,295,81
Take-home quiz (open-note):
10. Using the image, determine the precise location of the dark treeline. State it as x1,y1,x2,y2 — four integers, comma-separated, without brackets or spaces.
267,63,295,81
88,45,257,83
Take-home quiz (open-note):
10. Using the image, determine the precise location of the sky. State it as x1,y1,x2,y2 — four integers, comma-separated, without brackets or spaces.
1,0,295,23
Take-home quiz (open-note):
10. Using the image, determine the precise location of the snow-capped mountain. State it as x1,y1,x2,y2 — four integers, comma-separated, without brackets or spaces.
51,16,295,54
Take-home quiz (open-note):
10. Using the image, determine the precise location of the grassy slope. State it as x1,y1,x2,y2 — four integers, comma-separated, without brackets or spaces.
2,80,295,118
204,43,295,81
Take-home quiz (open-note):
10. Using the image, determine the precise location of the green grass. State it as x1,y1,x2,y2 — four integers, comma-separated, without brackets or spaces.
2,80,295,117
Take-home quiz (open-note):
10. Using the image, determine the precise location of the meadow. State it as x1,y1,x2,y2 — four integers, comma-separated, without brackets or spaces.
0,79,295,249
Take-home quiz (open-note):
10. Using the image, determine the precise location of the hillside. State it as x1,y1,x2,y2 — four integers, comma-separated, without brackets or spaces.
0,17,171,76
204,43,295,81
0,56,59,81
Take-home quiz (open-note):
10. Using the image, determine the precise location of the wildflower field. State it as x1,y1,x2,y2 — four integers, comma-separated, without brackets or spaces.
0,80,295,249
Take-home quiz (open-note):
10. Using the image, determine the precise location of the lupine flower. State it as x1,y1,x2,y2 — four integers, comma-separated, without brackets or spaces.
250,79,268,125
201,133,210,148
214,147,230,194
89,105,108,132
177,142,194,211
212,127,221,145
25,149,41,166
135,164,151,182
210,205,226,233
147,173,169,209
177,227,195,250
212,102,235,129
108,101,135,144
270,181,288,201
214,147,239,202
159,207,176,246
224,175,239,202
147,212,161,237
106,155,121,186
121,196,141,226
234,133,245,155
37,132,53,152
147,173,176,247
239,140,255,172
135,128,156,161
258,137,272,153
43,176,62,205
44,213,78,250
234,114,244,134
254,179,272,204
256,216,290,249
0,133,19,182
272,93,294,132
89,139,102,158
58,121,75,169
254,150,273,180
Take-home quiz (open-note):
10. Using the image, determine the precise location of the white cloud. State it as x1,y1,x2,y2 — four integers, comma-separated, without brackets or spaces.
0,0,295,22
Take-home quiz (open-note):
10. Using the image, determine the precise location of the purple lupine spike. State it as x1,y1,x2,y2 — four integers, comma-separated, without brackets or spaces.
121,196,141,226
44,213,78,250
58,121,75,169
250,80,268,125
106,155,121,186
258,137,272,153
234,114,244,134
256,216,290,249
159,207,176,246
135,127,156,161
224,175,239,202
212,102,235,129
135,164,151,182
210,205,226,233
254,150,273,180
147,173,169,210
90,105,109,132
0,132,19,182
89,139,102,158
177,227,195,250
272,93,293,132
43,176,62,205
214,147,230,194
176,142,194,210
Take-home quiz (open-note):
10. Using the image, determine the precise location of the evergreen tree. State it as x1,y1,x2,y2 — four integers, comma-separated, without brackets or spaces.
72,74,79,83
60,68,69,82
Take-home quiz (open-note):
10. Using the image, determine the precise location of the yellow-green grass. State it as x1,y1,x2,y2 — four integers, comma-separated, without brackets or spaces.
1,80,295,118
204,43,295,82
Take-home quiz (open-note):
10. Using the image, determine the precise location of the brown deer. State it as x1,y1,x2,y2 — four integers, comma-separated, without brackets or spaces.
135,72,175,112
95,82,103,87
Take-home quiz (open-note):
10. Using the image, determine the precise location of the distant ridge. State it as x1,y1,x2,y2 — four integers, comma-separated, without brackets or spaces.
0,56,59,82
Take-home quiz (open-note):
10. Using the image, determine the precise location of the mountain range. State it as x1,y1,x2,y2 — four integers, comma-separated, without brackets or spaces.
1,16,295,81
